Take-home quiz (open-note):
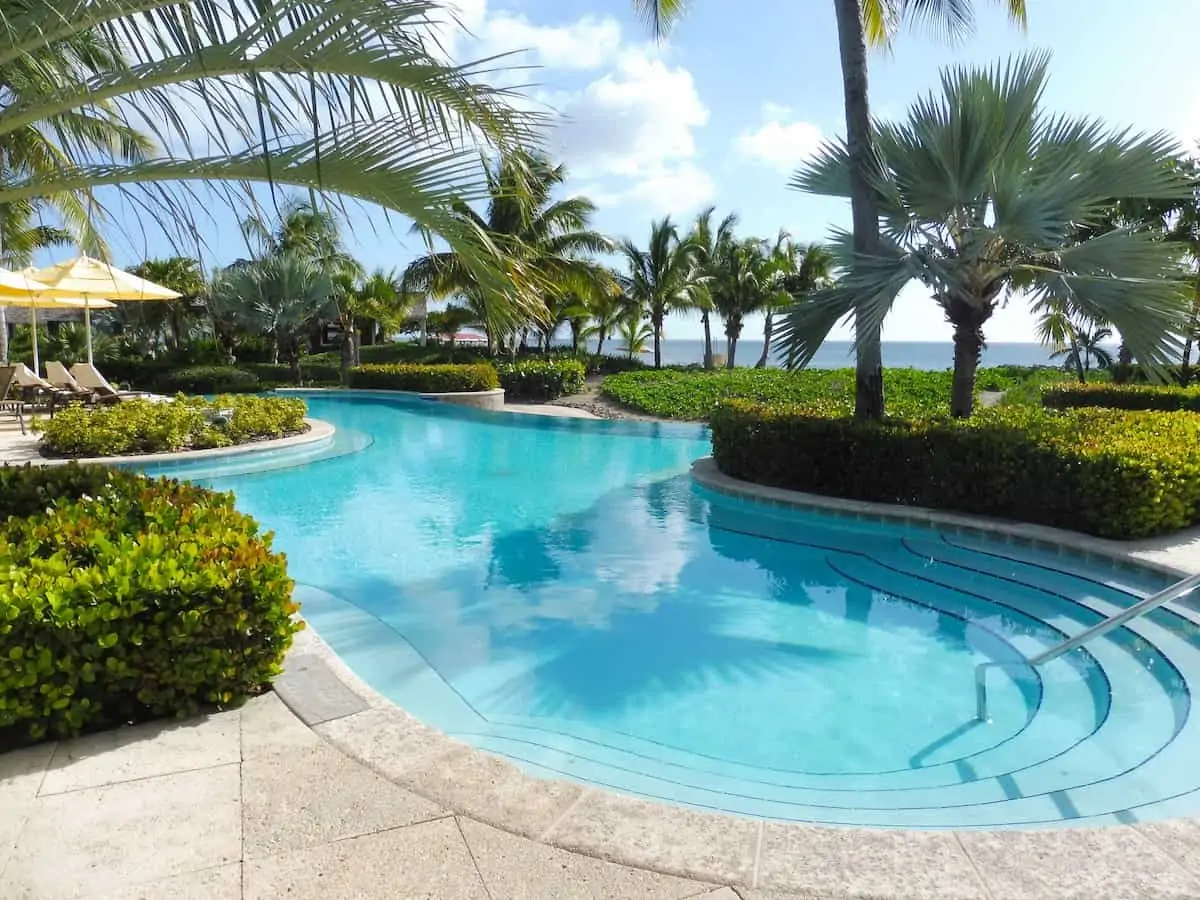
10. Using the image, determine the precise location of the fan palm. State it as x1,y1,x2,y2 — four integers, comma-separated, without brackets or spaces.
209,252,335,382
582,282,631,358
634,0,1027,418
0,0,534,295
756,236,834,369
781,52,1190,418
616,314,653,360
403,151,612,352
621,216,698,369
685,206,738,369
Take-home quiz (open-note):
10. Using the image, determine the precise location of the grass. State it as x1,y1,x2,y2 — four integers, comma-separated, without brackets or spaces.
600,367,1077,421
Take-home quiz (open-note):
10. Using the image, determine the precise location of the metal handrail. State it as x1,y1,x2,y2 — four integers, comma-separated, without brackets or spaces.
974,571,1200,721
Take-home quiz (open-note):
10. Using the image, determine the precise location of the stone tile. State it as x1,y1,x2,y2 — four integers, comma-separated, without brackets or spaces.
401,745,584,838
86,863,242,899
0,742,55,805
315,706,456,779
39,712,240,795
545,791,758,885
1137,818,1200,878
959,827,1200,899
758,823,987,899
240,691,322,760
242,737,445,858
244,817,489,900
460,817,710,899
0,742,55,877
689,890,743,900
274,652,370,726
5,764,241,900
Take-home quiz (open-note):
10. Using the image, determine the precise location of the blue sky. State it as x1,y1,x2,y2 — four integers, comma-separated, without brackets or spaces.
95,0,1200,342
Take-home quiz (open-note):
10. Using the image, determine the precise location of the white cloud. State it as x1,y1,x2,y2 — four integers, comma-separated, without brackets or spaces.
735,104,824,172
432,2,714,215
479,13,621,70
546,50,713,213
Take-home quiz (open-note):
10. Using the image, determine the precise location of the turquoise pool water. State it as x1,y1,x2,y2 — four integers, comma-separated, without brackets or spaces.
151,392,1200,828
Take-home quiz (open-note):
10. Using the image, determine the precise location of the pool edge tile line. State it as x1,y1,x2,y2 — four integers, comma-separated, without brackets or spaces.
278,621,1200,898
689,457,1199,582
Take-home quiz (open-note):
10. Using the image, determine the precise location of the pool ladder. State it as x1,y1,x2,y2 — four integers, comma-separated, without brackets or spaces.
974,571,1200,722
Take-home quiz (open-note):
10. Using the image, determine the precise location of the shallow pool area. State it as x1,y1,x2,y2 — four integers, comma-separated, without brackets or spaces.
148,392,1200,829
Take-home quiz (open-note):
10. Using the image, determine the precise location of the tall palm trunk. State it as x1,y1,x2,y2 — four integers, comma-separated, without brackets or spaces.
1181,291,1199,386
0,307,7,363
652,308,664,368
596,330,606,357
756,309,774,368
726,318,741,368
834,0,885,420
702,310,714,369
948,298,992,418
340,320,357,386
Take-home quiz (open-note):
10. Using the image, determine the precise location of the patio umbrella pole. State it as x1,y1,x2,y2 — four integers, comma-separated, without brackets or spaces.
30,301,39,376
84,301,93,364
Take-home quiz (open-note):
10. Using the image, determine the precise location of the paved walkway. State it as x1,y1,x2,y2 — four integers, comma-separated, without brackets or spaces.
0,691,747,900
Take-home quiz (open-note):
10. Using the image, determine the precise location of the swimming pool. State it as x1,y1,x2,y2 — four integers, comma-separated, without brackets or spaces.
151,392,1200,829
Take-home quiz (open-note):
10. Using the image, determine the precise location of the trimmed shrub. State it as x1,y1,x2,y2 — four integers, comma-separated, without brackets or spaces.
0,464,300,741
37,395,307,457
709,400,1200,540
1043,383,1200,412
155,365,260,394
497,359,586,400
347,362,500,392
241,361,341,386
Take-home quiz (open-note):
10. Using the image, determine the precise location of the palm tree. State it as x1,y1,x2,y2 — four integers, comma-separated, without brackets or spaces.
582,283,630,358
711,237,771,368
685,206,738,369
621,217,698,369
616,314,653,360
756,235,834,368
355,268,414,347
0,205,74,362
0,0,533,303
1049,321,1115,383
126,257,206,352
403,151,612,353
781,52,1189,418
209,253,335,383
633,0,1027,418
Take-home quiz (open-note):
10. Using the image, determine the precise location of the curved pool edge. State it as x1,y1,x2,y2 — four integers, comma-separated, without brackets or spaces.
277,385,506,411
277,619,1200,897
690,457,1200,583
23,417,335,468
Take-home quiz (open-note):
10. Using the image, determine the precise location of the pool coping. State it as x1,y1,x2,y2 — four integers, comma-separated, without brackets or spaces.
276,385,505,411
281,617,1200,898
690,457,1196,583
21,417,334,468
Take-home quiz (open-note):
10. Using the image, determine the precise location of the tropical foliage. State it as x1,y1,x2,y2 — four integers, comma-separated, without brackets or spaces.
632,0,1028,419
403,151,613,352
0,464,298,740
780,52,1190,417
620,217,698,368
710,399,1200,540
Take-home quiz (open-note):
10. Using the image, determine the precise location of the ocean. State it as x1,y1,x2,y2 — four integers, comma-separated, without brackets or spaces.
593,339,1081,371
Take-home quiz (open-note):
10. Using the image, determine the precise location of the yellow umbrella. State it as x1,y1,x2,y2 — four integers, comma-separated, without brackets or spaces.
0,291,116,376
28,255,182,364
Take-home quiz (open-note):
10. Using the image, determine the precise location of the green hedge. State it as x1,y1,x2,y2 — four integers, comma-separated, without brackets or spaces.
347,362,500,392
240,361,341,386
709,400,1200,540
154,365,260,394
0,465,299,741
1043,383,1200,412
37,395,308,457
497,359,586,400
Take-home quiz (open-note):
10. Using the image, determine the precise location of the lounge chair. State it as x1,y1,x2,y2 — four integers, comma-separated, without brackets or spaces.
46,361,102,402
0,364,25,434
12,363,75,412
70,362,144,400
